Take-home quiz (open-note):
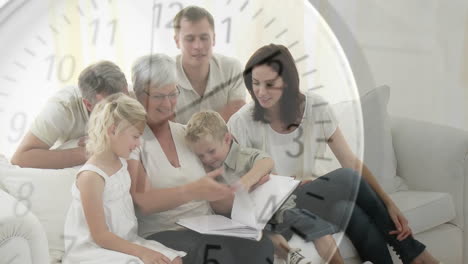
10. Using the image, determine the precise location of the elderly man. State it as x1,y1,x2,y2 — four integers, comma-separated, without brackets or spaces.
11,61,128,169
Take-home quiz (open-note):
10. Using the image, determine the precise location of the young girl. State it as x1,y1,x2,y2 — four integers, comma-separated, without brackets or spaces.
63,93,185,264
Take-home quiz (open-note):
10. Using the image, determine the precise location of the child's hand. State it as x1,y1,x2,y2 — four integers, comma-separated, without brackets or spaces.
139,247,172,264
171,256,183,264
77,136,88,147
248,174,271,192
300,180,312,186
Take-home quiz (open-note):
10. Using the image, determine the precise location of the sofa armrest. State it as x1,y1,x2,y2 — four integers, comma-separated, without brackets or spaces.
390,116,468,229
0,189,49,263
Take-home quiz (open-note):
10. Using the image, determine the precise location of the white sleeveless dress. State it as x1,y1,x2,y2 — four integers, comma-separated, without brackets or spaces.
63,158,186,264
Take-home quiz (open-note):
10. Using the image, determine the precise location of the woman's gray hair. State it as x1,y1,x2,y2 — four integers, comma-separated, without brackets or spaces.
131,54,177,98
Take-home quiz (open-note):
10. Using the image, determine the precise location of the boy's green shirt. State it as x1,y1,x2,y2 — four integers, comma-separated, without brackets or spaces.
220,140,296,223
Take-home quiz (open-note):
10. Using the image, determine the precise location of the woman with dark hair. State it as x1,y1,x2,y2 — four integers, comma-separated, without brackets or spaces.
228,44,440,264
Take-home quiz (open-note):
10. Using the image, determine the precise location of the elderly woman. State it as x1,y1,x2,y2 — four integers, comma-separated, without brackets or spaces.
127,54,274,264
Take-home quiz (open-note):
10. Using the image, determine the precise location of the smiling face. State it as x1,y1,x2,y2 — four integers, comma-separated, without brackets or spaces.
175,17,215,68
110,123,143,159
251,64,285,111
190,134,231,170
143,83,179,126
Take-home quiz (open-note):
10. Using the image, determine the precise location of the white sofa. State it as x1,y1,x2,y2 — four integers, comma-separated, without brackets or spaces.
287,115,467,264
0,87,467,264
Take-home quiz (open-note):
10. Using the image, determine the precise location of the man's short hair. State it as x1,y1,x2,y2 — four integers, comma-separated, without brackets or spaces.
185,111,228,144
78,61,127,104
173,5,215,34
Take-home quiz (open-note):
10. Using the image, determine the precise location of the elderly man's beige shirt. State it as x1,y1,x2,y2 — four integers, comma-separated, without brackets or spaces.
174,53,246,124
30,86,89,148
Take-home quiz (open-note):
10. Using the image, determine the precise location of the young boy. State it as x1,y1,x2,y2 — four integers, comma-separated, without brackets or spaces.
185,111,345,264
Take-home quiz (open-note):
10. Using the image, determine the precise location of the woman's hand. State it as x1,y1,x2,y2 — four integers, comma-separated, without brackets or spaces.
193,168,234,201
387,203,412,241
138,248,172,264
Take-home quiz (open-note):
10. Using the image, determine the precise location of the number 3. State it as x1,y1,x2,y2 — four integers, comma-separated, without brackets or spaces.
286,126,304,158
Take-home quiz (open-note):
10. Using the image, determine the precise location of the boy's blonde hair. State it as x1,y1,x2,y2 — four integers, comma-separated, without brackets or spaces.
185,111,228,143
87,93,146,155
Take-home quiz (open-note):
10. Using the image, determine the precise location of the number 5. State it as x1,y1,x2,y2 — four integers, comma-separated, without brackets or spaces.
203,244,222,264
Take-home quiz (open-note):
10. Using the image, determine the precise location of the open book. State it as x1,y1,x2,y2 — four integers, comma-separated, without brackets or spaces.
176,175,300,241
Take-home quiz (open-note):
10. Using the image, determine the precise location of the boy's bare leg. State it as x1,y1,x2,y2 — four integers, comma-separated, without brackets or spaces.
410,250,440,264
267,233,290,260
314,235,344,264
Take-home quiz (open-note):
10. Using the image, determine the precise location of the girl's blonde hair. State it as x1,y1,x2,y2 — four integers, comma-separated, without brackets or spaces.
185,111,228,144
87,93,146,155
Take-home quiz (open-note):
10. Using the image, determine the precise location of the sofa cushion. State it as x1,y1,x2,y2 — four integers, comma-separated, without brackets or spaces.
0,140,80,262
0,166,77,261
318,85,401,193
390,191,456,234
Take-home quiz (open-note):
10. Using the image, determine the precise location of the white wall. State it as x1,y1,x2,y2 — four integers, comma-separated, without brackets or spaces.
326,0,468,131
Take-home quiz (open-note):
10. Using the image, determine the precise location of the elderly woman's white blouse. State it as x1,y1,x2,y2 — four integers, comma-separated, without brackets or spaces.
227,92,338,180
129,121,213,238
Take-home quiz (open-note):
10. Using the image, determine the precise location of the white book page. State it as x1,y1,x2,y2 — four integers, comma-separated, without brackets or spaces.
176,215,262,240
177,215,246,232
231,175,299,229
231,188,258,228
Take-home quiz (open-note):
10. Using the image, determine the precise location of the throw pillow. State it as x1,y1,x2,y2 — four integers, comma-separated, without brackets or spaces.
320,85,399,193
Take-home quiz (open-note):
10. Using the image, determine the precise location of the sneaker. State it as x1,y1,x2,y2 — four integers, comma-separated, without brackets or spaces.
287,248,312,264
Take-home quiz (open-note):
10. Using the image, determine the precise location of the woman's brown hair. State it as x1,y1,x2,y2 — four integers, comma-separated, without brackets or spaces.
243,44,302,126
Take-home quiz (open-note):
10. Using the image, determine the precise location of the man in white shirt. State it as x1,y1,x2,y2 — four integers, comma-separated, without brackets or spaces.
172,6,246,124
11,61,128,169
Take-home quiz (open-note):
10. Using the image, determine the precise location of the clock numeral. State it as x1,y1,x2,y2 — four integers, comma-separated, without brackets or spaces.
90,19,118,45
203,244,222,264
108,19,118,45
221,17,231,43
61,234,77,259
257,195,278,224
14,182,34,217
286,126,304,158
46,55,76,82
153,2,184,29
8,112,27,143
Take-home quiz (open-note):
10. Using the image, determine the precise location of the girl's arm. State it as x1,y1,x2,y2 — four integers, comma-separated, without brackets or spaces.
328,127,411,240
76,171,171,262
127,159,232,215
